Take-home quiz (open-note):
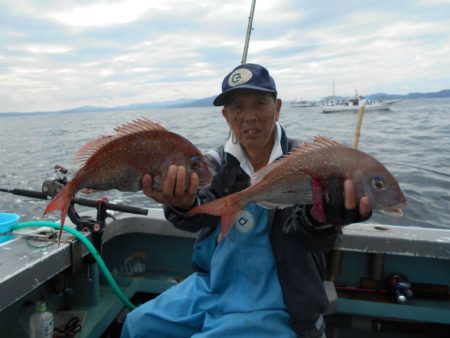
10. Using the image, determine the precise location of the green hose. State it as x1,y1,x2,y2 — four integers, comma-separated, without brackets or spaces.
11,221,137,310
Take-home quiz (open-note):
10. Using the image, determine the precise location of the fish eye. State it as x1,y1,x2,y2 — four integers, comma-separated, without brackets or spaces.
190,156,200,170
371,176,386,191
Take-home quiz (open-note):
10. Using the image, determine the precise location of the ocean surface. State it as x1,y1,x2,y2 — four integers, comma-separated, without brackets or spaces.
0,98,449,229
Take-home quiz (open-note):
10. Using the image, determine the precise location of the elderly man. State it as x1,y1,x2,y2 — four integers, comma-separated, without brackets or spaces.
121,63,371,338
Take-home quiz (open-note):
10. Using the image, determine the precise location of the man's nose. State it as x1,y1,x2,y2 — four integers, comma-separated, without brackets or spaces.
242,106,259,121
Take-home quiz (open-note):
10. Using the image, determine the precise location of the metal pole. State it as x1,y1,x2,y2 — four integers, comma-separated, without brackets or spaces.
241,0,256,64
332,78,335,100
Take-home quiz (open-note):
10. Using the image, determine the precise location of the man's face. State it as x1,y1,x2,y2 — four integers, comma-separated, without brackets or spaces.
222,89,281,152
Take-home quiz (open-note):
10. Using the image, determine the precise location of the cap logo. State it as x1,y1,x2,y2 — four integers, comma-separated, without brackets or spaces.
228,68,253,87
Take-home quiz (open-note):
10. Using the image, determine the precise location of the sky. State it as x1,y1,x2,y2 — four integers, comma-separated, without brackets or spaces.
0,0,449,113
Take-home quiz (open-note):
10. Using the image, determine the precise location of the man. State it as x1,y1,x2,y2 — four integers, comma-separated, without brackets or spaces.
121,63,371,338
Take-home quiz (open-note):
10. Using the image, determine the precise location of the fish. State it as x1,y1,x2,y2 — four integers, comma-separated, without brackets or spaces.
44,117,213,243
188,136,406,240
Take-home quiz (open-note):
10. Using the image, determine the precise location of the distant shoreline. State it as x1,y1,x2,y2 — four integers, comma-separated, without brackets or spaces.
1,89,449,116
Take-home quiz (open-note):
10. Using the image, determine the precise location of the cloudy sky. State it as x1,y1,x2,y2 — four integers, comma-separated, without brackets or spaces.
1,0,449,113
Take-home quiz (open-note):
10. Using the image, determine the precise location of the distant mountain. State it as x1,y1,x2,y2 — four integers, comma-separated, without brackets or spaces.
0,97,214,117
169,96,215,108
368,89,450,100
1,90,449,117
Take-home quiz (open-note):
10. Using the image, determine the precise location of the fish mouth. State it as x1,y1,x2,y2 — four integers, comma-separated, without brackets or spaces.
380,209,404,217
198,171,214,188
380,202,406,217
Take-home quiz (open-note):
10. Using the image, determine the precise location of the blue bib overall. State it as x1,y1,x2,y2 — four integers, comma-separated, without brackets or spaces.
121,204,296,338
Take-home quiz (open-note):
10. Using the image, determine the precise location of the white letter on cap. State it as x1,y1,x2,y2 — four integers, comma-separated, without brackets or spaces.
228,68,253,87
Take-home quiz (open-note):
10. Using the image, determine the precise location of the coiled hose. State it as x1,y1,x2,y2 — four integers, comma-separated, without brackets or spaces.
11,221,137,310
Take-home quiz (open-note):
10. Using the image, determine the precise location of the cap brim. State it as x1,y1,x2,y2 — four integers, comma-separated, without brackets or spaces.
213,85,277,106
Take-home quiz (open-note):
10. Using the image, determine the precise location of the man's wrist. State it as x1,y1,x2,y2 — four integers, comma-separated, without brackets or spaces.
302,205,335,231
173,196,199,213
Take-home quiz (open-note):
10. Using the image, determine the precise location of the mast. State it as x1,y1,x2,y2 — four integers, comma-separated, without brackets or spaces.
332,78,335,101
241,0,256,64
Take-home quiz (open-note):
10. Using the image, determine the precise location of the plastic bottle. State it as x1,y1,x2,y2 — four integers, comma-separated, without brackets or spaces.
29,301,54,338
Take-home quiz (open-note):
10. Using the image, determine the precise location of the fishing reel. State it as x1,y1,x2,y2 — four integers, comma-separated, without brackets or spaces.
40,166,106,233
41,165,111,252
386,273,413,304
67,197,111,254
41,165,68,197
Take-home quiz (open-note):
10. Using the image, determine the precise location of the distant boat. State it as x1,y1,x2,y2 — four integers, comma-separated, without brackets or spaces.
321,96,399,113
290,99,316,108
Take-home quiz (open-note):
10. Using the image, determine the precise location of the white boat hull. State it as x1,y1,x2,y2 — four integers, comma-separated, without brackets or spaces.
291,103,315,108
321,100,399,113
290,100,316,108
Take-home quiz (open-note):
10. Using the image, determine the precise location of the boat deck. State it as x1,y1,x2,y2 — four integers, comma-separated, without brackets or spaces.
0,209,449,337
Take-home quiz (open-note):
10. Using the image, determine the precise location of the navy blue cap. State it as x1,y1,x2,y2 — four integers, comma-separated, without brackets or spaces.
213,63,277,106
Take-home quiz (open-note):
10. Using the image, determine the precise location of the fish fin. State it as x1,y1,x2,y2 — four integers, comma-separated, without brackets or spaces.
79,188,101,194
257,185,313,209
74,118,165,167
114,117,165,136
43,180,76,245
75,136,114,166
189,193,244,241
312,135,342,147
251,136,341,185
277,204,295,209
287,136,344,158
257,201,294,209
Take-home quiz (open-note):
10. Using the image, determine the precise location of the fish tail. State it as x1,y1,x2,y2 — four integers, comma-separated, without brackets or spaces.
44,180,77,245
189,192,245,241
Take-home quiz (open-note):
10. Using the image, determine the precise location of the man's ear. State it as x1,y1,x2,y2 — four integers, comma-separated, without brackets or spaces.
275,98,282,121
222,107,230,124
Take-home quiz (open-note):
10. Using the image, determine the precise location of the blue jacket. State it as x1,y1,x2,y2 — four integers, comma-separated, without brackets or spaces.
164,127,341,337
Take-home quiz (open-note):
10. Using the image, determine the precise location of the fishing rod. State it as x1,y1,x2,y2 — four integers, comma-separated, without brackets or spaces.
241,0,256,64
0,165,148,252
0,187,148,215
1,185,148,252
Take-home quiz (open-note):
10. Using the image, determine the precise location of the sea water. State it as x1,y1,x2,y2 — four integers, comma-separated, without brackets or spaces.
0,98,449,229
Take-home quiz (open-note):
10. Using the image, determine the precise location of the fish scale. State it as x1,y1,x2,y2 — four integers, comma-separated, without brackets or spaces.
190,136,406,241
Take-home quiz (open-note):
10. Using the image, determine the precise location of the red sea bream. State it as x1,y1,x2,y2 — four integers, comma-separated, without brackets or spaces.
44,118,212,242
189,136,406,240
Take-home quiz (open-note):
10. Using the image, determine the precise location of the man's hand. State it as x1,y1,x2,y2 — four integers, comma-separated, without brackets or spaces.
142,165,199,210
311,177,372,226
343,179,371,218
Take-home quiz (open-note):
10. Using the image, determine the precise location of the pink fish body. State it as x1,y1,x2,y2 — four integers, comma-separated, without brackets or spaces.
44,118,212,241
189,136,406,240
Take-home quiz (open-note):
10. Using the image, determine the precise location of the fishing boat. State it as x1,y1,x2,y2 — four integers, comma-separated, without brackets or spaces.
0,193,449,337
290,99,316,108
1,1,449,337
321,96,399,113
